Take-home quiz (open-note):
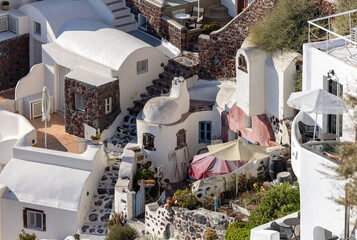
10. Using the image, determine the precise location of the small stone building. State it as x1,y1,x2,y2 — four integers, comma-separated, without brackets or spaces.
64,68,120,137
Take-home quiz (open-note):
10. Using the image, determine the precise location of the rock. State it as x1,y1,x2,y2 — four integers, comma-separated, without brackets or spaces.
193,214,207,225
82,225,89,232
105,200,113,209
101,213,110,222
97,188,106,195
189,226,196,233
89,214,98,222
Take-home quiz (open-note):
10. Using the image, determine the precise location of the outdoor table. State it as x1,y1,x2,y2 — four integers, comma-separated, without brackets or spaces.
175,13,190,25
318,132,337,141
283,217,300,240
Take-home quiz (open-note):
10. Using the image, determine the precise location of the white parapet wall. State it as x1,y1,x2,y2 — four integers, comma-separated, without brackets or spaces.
0,109,37,166
191,156,269,202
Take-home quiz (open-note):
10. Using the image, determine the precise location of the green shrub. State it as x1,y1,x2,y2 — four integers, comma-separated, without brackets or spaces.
230,173,264,194
105,225,139,240
203,228,218,240
250,0,327,53
18,230,36,240
202,22,221,34
224,222,252,240
173,188,198,210
248,182,300,227
133,168,158,198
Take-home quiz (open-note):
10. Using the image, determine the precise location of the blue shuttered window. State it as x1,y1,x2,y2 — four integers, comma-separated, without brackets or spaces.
199,121,212,143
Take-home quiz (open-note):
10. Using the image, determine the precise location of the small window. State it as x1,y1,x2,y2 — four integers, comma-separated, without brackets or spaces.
138,14,147,30
23,208,46,231
75,93,85,111
143,133,155,151
245,115,252,129
34,21,41,36
238,54,247,73
176,129,186,149
199,121,212,144
137,59,148,75
105,97,113,115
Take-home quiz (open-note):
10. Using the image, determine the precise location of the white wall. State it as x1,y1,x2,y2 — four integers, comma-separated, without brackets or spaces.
77,145,107,225
15,63,44,101
0,109,36,165
303,40,357,141
137,110,218,183
235,47,268,116
1,199,78,240
299,144,346,240
118,48,168,114
221,0,236,17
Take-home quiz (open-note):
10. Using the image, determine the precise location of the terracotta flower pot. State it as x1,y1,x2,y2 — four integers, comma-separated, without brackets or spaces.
2,5,9,10
92,139,100,145
167,199,174,207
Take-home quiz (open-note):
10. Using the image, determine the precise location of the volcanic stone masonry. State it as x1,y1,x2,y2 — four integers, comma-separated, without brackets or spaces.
64,77,120,138
0,34,29,91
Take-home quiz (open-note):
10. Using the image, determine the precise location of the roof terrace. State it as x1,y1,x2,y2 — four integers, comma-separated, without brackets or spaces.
308,9,357,67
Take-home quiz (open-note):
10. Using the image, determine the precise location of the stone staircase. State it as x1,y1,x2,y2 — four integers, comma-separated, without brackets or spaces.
81,152,121,235
103,0,137,32
204,4,232,27
105,52,199,151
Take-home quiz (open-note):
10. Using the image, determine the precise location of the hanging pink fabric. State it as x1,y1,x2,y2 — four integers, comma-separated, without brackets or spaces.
189,152,247,180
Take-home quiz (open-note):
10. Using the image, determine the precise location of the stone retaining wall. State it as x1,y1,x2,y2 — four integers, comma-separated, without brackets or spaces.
198,0,278,79
145,204,235,240
125,0,201,51
0,34,29,91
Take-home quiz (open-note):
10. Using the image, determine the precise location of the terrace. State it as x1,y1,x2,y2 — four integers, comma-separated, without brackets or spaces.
0,89,78,153
308,9,357,67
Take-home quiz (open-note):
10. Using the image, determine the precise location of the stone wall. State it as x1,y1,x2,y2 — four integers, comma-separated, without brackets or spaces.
125,0,201,51
198,0,278,79
145,203,235,240
64,78,120,137
0,34,29,91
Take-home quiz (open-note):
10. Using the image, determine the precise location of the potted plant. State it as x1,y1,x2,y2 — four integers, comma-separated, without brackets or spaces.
2,1,9,10
166,197,174,207
90,133,101,145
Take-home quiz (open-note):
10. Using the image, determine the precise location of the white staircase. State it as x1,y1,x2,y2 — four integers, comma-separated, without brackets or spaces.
104,0,137,32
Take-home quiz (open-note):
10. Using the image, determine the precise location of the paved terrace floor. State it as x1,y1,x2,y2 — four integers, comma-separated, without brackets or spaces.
29,113,79,153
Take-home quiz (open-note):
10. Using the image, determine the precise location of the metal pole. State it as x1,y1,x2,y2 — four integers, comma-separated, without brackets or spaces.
197,0,200,20
313,113,318,141
236,160,239,197
45,120,47,149
345,184,350,239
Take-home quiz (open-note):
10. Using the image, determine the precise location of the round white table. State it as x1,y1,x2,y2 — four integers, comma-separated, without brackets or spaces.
175,13,190,25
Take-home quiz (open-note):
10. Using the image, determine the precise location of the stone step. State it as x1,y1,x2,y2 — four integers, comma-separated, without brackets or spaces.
115,22,137,32
159,71,174,81
208,4,229,15
127,105,142,116
106,0,125,10
112,7,131,18
113,14,135,26
133,99,148,108
152,79,172,90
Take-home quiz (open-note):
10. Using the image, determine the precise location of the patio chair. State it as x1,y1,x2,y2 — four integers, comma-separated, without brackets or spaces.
270,221,293,240
187,6,204,28
298,121,319,142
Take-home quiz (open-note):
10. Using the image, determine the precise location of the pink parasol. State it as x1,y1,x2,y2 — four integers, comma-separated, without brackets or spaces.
189,152,247,180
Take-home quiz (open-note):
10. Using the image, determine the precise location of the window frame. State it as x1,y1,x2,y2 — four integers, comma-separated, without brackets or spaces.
238,54,247,73
34,21,41,36
199,121,212,144
138,14,147,31
105,97,113,115
143,133,155,151
23,208,46,231
74,93,85,111
137,59,148,75
245,115,252,129
176,129,187,149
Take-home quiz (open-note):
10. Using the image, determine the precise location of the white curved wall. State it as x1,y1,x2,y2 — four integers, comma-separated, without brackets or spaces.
15,63,44,99
118,47,168,114
0,109,36,165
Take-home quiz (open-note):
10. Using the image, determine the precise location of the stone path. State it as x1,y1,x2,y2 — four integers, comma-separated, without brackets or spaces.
81,151,122,235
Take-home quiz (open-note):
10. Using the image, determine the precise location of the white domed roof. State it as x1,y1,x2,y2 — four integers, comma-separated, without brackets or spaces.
142,97,181,124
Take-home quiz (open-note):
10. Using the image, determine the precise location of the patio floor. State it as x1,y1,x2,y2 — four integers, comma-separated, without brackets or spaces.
28,113,79,153
0,88,15,103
